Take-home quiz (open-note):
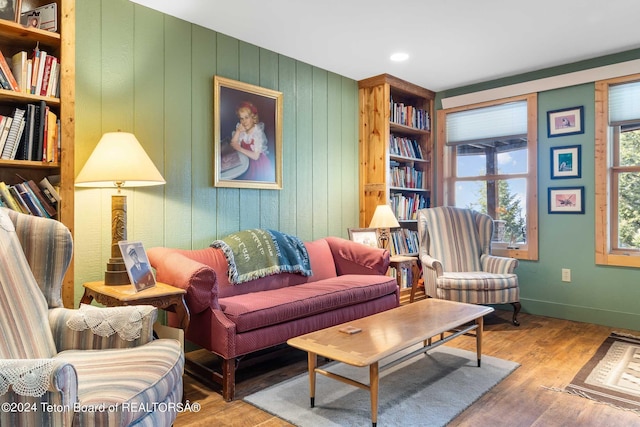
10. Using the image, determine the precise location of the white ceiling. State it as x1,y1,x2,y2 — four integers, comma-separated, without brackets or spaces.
130,0,640,92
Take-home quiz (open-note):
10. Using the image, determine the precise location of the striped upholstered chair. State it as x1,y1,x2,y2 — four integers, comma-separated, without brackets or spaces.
0,207,184,426
417,206,521,326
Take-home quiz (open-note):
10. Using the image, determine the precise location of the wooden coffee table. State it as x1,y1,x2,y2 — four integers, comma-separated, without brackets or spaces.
287,298,494,427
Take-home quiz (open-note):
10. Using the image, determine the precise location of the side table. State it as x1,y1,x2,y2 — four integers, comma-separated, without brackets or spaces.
80,281,190,331
389,255,422,304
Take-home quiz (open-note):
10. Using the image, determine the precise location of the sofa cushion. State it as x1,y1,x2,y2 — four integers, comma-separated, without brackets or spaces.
56,339,184,426
220,275,398,333
304,239,337,281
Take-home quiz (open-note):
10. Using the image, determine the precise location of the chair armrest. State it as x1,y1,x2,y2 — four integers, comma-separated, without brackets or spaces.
418,252,443,276
0,358,78,426
148,247,219,312
5,208,72,308
49,305,157,351
481,254,518,274
325,236,390,275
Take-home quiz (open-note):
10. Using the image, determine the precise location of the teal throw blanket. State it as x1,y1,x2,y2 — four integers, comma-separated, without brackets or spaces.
211,229,312,284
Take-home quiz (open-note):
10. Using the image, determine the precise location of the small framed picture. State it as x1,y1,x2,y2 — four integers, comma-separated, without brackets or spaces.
551,145,581,179
548,186,585,214
118,241,156,292
348,228,380,248
0,0,21,22
547,106,584,138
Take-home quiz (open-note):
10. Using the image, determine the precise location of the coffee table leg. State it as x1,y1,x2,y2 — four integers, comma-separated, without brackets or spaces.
476,316,484,367
308,352,317,407
370,362,379,427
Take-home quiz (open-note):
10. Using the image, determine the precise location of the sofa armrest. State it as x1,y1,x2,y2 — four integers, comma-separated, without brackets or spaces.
49,306,157,351
481,254,518,274
148,247,219,312
325,236,390,275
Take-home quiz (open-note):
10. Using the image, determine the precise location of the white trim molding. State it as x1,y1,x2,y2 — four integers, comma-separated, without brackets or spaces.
441,59,640,109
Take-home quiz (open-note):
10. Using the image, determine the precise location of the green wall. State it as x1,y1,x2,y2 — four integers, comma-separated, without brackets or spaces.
75,0,640,329
73,0,359,305
438,53,640,330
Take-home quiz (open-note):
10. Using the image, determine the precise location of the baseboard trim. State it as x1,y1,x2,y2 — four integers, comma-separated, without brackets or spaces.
496,299,640,330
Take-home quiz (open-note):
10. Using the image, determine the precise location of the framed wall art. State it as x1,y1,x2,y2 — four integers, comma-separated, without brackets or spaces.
550,145,581,179
547,106,584,138
214,76,283,189
348,228,380,248
548,186,585,214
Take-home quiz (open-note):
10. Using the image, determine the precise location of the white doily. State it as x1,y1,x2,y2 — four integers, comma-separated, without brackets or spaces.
0,359,54,397
66,304,155,341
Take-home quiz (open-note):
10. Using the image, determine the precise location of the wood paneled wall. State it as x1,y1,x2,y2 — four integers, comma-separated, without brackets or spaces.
73,0,358,304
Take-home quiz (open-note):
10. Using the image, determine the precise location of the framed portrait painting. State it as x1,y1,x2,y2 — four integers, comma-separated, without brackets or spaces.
550,145,581,179
548,186,585,214
214,76,283,189
547,106,584,138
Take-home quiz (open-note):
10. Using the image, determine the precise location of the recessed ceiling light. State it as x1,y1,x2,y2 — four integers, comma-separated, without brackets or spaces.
390,52,409,62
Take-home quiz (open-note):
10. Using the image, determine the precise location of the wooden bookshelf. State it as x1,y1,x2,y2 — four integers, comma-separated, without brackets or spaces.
358,74,434,257
0,0,74,307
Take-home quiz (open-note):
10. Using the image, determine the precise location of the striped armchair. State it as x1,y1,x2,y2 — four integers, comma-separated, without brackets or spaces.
417,207,521,326
0,208,184,426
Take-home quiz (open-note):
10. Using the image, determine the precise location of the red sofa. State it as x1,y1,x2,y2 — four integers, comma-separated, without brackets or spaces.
148,236,399,401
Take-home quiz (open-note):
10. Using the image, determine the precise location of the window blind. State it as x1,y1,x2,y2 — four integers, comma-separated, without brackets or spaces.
609,80,640,125
446,101,527,145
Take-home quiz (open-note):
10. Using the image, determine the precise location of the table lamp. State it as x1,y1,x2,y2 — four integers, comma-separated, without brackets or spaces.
368,204,400,249
75,131,166,285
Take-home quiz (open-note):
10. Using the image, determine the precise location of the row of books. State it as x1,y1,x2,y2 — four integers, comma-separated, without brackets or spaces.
0,101,59,162
389,228,420,256
388,264,413,289
389,192,429,221
389,161,426,189
0,176,60,218
389,135,424,159
389,96,430,131
1,45,60,98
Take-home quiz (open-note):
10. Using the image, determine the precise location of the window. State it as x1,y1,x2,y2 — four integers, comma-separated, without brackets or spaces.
595,74,640,267
437,94,538,260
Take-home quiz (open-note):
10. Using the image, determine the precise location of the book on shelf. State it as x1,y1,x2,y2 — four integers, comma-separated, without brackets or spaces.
38,175,61,205
1,107,26,159
24,179,57,217
11,51,28,94
0,115,12,152
0,48,20,92
0,181,21,212
8,185,29,214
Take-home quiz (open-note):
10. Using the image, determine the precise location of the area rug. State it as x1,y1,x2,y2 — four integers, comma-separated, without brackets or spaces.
558,332,640,413
244,345,519,426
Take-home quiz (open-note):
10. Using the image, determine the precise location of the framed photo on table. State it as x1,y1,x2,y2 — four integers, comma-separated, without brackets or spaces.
551,145,581,179
548,186,585,214
348,228,380,248
118,241,156,292
547,106,584,138
214,75,283,190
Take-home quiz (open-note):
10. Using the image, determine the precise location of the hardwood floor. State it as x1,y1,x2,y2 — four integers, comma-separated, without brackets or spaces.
174,310,640,427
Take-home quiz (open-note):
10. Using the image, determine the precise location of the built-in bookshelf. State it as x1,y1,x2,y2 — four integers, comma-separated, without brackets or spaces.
358,74,434,258
0,0,75,307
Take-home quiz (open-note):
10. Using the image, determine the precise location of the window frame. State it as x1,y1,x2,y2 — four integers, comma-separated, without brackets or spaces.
437,93,538,261
595,73,640,267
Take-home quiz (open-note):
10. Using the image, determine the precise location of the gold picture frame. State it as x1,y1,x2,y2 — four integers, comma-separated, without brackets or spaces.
214,76,283,189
